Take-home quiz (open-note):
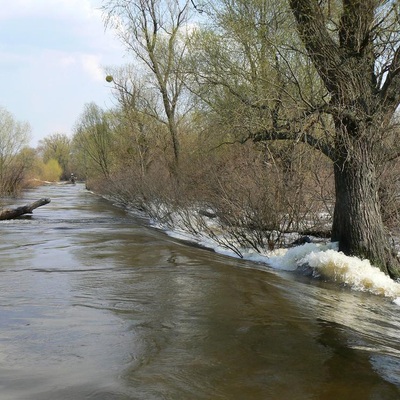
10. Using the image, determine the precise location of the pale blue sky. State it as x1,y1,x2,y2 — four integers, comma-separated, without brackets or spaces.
0,0,126,146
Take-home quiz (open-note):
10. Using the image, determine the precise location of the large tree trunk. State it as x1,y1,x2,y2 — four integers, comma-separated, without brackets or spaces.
288,0,400,278
331,135,400,278
0,198,51,220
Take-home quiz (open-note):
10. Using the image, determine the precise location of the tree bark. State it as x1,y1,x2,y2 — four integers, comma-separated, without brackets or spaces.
331,136,400,278
0,198,51,220
288,0,400,278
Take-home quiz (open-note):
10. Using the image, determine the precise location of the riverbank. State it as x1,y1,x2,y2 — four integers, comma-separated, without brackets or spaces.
2,183,400,399
102,191,400,304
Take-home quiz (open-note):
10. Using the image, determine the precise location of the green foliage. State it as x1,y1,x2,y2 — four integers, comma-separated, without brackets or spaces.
102,0,195,168
186,0,326,148
38,133,71,180
76,0,336,237
0,106,31,194
76,0,400,272
72,103,114,181
38,159,63,182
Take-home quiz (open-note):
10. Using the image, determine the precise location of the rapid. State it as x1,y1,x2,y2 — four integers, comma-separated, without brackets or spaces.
1,184,400,399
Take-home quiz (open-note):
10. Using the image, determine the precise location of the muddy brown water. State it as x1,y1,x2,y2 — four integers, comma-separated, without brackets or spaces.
1,184,400,399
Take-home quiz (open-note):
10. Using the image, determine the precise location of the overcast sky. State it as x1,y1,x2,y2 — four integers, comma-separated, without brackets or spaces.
0,0,126,146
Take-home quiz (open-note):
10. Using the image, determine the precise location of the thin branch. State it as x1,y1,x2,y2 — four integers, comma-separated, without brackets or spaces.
190,0,203,14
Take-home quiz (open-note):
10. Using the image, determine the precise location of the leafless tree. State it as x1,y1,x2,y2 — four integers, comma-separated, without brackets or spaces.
102,0,194,172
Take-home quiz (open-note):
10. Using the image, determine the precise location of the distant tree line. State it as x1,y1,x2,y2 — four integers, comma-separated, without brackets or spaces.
0,113,73,196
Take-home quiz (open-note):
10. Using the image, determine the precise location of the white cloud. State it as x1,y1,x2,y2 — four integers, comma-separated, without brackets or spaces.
59,55,77,68
0,0,101,21
81,54,106,82
0,0,125,146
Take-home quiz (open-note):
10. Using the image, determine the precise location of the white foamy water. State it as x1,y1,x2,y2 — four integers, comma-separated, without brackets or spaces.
164,226,400,302
267,242,339,271
268,242,400,302
127,205,400,304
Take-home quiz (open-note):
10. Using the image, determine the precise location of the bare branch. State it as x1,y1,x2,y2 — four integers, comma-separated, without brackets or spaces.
250,123,334,160
380,45,400,113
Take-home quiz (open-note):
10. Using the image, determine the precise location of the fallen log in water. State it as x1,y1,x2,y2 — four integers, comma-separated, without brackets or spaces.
0,198,51,220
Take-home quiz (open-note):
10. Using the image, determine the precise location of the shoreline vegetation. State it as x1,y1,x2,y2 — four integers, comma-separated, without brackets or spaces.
2,178,400,302
99,182,400,303
2,2,400,285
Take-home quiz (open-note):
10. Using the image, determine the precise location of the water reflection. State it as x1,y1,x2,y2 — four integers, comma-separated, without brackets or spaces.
0,184,399,399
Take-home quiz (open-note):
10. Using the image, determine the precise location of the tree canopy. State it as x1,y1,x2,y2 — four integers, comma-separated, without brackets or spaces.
76,0,400,277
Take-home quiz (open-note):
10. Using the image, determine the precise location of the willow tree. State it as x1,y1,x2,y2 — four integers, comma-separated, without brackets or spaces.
0,107,31,194
190,0,400,277
188,0,333,240
73,103,114,180
280,1,400,278
38,133,71,180
102,0,194,172
105,65,166,178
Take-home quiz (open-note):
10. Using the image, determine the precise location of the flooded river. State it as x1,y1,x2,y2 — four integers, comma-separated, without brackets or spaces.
1,184,400,399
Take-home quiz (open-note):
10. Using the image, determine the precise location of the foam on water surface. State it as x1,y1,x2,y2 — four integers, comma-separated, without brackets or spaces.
268,242,400,302
129,205,400,304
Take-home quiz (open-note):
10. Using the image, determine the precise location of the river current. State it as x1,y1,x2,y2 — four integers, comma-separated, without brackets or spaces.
1,184,400,399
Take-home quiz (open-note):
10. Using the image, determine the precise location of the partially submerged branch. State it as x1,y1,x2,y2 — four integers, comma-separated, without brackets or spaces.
0,198,51,220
